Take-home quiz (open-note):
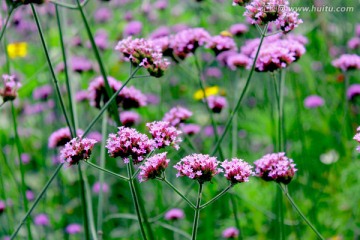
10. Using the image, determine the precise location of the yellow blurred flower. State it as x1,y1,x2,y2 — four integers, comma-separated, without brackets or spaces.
220,31,233,37
193,86,221,100
7,42,28,59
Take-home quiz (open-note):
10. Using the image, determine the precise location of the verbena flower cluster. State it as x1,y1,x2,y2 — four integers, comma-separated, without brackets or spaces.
162,106,192,126
48,128,84,148
88,76,122,109
332,54,360,71
138,152,170,182
221,158,254,184
115,37,170,77
0,74,21,102
254,152,297,184
206,35,237,55
59,137,97,166
146,121,182,150
207,95,227,113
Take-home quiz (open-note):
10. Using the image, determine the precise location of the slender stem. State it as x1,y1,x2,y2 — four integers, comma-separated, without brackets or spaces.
0,101,5,108
193,55,224,160
160,178,196,209
10,102,33,240
277,186,285,240
279,71,285,151
85,161,129,181
49,0,90,9
199,184,232,210
0,6,13,42
97,112,108,239
31,4,74,137
191,183,203,240
77,165,90,240
279,185,325,240
229,195,243,240
76,0,121,125
127,164,148,240
11,163,64,239
211,24,269,156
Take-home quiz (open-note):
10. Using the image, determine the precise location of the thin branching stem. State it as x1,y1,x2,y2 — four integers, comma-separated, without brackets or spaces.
85,161,129,181
159,178,196,209
191,183,203,240
199,184,232,210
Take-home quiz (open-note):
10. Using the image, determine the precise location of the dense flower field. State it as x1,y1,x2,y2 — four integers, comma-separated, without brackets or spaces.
0,0,359,239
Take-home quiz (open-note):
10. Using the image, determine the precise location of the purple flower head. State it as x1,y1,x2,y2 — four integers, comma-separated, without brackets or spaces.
347,84,360,100
206,35,237,55
94,7,112,23
105,127,155,164
163,106,192,127
232,0,251,6
118,86,147,109
221,158,254,184
0,200,5,214
87,131,103,142
222,227,239,239
120,111,141,127
229,23,248,36
138,152,170,182
226,54,251,70
88,76,122,109
48,128,84,148
33,85,52,101
149,26,170,39
66,223,82,234
146,121,182,150
174,154,222,183
115,37,170,77
154,0,168,10
59,137,97,166
180,124,201,136
216,50,238,66
21,153,31,164
348,37,360,50
92,30,109,51
207,95,227,113
332,54,360,71
170,28,211,59
92,182,109,194
254,152,297,184
75,90,89,102
275,10,303,34
34,214,50,226
304,95,325,108
164,208,184,220
205,67,222,79
124,21,143,36
26,190,35,201
0,74,21,102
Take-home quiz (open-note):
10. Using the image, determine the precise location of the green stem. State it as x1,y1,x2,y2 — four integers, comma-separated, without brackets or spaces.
85,161,129,181
161,178,196,209
199,184,232,210
191,183,203,240
0,6,13,42
50,0,90,9
75,0,121,125
211,24,269,156
11,102,33,240
83,168,98,240
229,195,243,240
77,165,90,240
127,164,148,240
279,185,325,240
97,112,108,239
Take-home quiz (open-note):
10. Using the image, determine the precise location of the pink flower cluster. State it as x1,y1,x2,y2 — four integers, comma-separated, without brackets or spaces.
254,152,297,184
138,152,170,182
105,127,155,164
59,137,97,166
226,54,252,70
206,35,237,55
304,95,325,108
0,74,21,102
244,0,302,33
115,37,170,77
229,23,249,36
88,76,122,109
33,85,52,101
207,95,227,113
163,106,192,126
146,121,182,150
118,86,147,109
353,127,360,152
120,111,141,127
48,128,84,148
221,158,254,184
332,54,360,71
174,154,222,183
164,208,184,220
222,227,240,239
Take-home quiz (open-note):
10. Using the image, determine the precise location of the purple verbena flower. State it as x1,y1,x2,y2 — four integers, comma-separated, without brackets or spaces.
163,106,192,126
0,74,21,102
332,54,360,71
146,121,182,150
164,208,184,220
138,152,170,182
120,111,141,127
48,128,84,148
222,227,239,239
59,137,97,166
34,214,50,226
221,158,254,184
207,95,227,113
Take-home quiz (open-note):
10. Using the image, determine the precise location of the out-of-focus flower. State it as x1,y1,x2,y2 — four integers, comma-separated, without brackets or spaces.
7,42,28,59
94,7,112,23
347,84,360,100
0,200,5,214
88,76,122,109
124,21,143,36
164,208,184,220
163,106,192,126
34,214,50,226
174,154,222,183
203,125,224,137
304,95,325,108
87,131,103,142
222,227,239,239
347,37,360,50
254,152,297,184
149,26,170,39
207,95,227,113
180,124,201,136
138,152,170,182
66,224,82,234
206,35,237,55
21,153,31,164
205,67,222,79
320,150,339,165
48,128,83,148
106,127,155,164
115,37,170,77
193,86,220,100
26,190,35,201
232,0,251,6
33,85,52,101
120,111,141,127
356,24,360,37
216,50,238,66
226,54,251,70
75,90,89,102
229,23,248,36
92,182,109,194
221,158,254,184
118,86,147,109
332,54,360,71
60,137,97,166
147,121,182,150
0,74,21,102
154,0,168,10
